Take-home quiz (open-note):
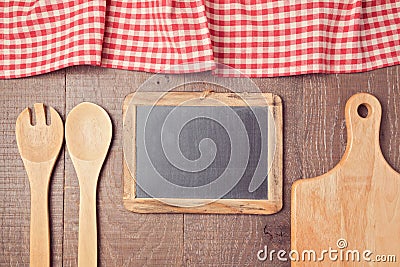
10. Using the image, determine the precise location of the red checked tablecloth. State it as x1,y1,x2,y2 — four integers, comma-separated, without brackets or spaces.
2,1,400,79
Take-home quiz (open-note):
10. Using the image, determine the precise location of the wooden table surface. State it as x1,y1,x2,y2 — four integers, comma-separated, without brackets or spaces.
1,66,399,266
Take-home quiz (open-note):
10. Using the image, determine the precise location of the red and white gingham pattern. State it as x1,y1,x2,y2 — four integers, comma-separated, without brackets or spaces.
1,1,106,79
2,1,400,79
206,0,400,77
100,0,215,74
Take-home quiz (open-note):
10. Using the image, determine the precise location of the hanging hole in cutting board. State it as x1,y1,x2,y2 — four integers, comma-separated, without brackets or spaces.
357,103,370,118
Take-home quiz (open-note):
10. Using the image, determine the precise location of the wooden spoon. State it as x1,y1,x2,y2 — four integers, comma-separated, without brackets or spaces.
16,103,63,267
65,102,112,267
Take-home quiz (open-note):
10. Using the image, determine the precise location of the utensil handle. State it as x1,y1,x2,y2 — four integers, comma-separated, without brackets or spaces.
30,185,50,267
78,187,97,267
343,93,383,175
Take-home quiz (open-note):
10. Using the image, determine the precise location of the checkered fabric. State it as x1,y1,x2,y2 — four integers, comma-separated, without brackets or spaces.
1,1,106,79
100,0,215,74
2,1,400,79
207,0,400,77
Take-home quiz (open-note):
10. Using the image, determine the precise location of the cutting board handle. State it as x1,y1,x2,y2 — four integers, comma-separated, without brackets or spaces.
343,93,383,171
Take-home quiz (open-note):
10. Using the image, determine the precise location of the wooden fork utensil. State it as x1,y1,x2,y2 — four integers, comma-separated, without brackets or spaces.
16,103,64,267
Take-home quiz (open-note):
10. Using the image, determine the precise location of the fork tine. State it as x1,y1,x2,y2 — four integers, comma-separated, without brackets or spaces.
16,108,33,127
49,107,63,127
34,103,46,126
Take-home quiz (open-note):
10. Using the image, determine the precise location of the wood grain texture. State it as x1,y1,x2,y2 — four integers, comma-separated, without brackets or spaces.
65,102,112,267
122,92,283,214
63,66,185,266
292,93,400,266
1,65,399,267
183,75,303,266
16,103,64,267
295,68,400,267
0,71,65,266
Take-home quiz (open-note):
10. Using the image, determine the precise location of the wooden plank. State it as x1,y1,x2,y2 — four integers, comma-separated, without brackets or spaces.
0,65,398,267
302,72,374,179
183,74,303,266
298,72,371,266
122,92,283,214
63,66,185,266
301,68,399,179
369,66,400,173
0,70,66,266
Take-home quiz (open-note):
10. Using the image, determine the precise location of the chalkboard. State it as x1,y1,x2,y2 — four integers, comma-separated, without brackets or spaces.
136,105,269,199
123,92,283,214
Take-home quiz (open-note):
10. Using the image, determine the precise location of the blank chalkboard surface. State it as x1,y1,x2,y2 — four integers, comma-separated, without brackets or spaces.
123,92,283,214
136,105,269,199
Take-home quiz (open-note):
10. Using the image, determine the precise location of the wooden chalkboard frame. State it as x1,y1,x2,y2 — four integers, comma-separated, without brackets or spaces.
122,92,283,214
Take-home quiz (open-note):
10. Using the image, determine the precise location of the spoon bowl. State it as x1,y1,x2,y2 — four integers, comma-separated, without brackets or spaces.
66,102,112,162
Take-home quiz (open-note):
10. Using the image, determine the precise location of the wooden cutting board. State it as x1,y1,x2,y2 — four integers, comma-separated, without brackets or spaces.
292,93,400,266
